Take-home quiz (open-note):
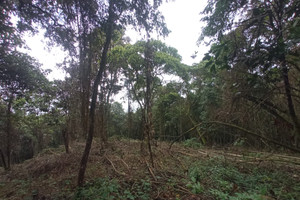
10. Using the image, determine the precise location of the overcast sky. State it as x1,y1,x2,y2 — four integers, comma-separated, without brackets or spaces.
23,0,208,81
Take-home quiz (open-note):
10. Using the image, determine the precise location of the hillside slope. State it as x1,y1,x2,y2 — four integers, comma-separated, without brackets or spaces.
1,139,300,199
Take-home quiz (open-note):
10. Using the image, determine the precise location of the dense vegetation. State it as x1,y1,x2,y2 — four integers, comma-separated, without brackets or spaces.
0,0,299,199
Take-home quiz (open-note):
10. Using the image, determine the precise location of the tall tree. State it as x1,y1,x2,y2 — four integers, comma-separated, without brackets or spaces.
0,51,48,170
77,0,168,186
200,0,300,146
122,40,186,165
2,0,168,182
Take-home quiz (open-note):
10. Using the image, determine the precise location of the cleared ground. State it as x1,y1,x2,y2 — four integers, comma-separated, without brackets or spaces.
1,138,299,199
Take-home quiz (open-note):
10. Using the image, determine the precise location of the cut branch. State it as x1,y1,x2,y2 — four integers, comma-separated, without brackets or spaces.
105,155,126,176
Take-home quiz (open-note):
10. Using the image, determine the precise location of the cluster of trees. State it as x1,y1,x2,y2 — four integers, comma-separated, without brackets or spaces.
1,0,299,185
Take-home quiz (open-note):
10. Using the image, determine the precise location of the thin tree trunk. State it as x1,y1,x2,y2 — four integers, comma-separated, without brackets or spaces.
98,102,107,147
0,149,7,170
79,5,91,139
62,126,69,154
6,96,13,170
145,40,154,167
276,2,300,146
77,0,115,187
282,63,300,146
127,97,132,138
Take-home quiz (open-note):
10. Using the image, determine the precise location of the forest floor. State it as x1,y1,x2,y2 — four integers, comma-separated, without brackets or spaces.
0,138,300,200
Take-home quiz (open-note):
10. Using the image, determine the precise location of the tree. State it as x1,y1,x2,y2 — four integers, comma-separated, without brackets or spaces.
0,51,48,170
4,0,168,185
153,83,189,141
200,0,300,146
77,0,168,186
121,39,186,165
107,102,126,136
95,34,128,145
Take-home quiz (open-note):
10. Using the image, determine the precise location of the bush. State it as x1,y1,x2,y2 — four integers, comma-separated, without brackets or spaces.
186,158,300,199
183,138,202,148
75,178,152,200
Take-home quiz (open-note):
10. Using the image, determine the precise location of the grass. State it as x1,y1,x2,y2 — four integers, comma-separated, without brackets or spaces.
0,138,299,199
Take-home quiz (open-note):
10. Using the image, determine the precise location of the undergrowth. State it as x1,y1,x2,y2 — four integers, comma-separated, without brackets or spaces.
183,138,202,148
74,157,300,199
1,140,299,199
74,178,151,200
186,157,300,199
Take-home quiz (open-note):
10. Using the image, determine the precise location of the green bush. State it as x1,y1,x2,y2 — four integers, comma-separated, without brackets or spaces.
75,178,120,200
75,178,152,200
183,138,202,148
186,158,300,200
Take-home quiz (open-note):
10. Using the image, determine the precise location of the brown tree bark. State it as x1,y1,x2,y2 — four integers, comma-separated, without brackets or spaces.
62,126,69,154
77,0,115,187
0,149,7,170
282,63,300,147
6,96,13,170
127,98,133,138
275,1,300,147
145,41,154,167
78,4,92,139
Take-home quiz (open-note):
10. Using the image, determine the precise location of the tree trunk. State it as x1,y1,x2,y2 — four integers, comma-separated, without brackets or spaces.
127,97,133,138
62,126,69,154
276,1,300,147
0,149,7,170
79,5,91,139
282,64,300,147
145,40,154,167
77,0,115,187
98,102,108,147
277,24,300,146
6,96,13,170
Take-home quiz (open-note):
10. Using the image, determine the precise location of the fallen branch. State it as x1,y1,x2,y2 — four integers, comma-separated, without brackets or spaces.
120,158,130,172
167,151,189,171
175,185,193,195
105,156,125,176
171,150,200,158
146,160,157,181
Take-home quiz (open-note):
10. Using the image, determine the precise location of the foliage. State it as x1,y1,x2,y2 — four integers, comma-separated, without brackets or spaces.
199,0,300,147
122,39,186,107
183,138,202,149
187,158,300,199
75,178,152,200
1,139,299,199
75,178,120,200
153,86,188,140
0,51,48,91
186,166,204,194
107,102,126,137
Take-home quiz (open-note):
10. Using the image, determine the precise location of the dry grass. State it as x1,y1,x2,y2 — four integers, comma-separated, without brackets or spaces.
0,138,299,199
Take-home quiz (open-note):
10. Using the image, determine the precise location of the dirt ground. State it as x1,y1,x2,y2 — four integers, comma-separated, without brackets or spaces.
1,138,299,199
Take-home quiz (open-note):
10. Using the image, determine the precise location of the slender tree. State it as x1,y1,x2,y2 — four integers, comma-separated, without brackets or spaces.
77,0,168,186
121,40,186,164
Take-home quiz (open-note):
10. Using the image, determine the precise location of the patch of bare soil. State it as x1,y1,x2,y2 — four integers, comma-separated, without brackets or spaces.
0,139,299,199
